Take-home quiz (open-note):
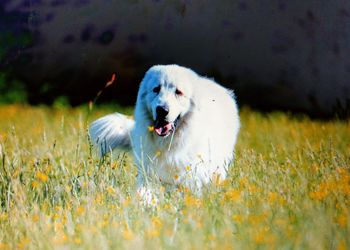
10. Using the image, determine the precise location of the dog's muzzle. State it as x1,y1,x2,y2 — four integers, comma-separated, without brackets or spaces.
154,115,180,137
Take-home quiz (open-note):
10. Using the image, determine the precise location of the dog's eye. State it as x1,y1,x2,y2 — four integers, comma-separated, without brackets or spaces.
175,88,183,96
153,86,161,94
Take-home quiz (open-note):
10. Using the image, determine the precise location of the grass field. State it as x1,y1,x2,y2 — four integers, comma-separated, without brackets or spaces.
0,104,349,249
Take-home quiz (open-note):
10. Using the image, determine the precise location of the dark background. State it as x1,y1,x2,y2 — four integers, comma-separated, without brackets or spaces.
1,0,350,117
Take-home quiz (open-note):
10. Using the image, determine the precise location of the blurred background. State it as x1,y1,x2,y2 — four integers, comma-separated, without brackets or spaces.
0,0,349,118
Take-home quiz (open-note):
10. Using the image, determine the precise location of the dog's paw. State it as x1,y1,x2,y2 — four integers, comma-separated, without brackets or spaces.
137,187,159,208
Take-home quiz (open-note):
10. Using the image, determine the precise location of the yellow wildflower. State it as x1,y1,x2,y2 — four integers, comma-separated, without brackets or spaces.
151,216,163,228
184,194,202,208
108,204,118,210
52,232,68,245
248,214,268,225
122,230,134,240
336,214,348,228
253,227,276,244
268,192,280,204
220,179,231,187
32,214,40,222
12,169,20,178
224,189,241,202
248,184,261,193
31,181,39,188
17,237,30,249
123,197,131,207
163,204,172,210
99,219,109,228
0,243,9,249
337,241,346,250
52,213,60,220
148,125,154,132
239,177,249,187
151,198,158,207
65,185,72,192
0,212,8,221
106,186,115,194
111,162,118,169
75,224,83,232
35,171,49,182
76,206,85,216
73,237,82,245
309,190,328,201
0,133,7,141
196,219,203,229
207,234,216,241
146,228,160,238
232,214,243,223
94,194,103,205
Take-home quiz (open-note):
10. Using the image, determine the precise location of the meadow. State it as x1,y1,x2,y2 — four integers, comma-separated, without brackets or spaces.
0,104,349,249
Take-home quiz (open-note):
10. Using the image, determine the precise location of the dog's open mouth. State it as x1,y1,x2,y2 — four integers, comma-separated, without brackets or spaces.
154,121,173,137
154,116,180,137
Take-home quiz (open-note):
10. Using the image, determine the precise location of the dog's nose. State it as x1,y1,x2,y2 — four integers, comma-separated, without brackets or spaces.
156,106,169,118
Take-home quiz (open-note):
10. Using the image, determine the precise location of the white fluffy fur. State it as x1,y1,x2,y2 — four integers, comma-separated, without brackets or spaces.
89,113,134,155
89,65,240,195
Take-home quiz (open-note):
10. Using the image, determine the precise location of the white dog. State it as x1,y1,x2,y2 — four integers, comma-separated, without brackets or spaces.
89,65,240,198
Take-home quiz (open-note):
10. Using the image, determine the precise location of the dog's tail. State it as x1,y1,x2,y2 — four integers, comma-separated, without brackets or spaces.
89,113,134,156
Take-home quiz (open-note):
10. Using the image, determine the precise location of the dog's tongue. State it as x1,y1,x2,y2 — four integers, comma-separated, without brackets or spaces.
154,123,172,136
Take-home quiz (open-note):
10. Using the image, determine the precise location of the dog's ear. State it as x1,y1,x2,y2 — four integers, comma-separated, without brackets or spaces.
89,113,134,156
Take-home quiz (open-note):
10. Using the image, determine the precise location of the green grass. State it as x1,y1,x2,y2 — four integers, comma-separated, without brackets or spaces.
0,104,349,249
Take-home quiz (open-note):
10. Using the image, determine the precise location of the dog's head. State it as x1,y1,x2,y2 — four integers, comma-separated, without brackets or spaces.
139,65,195,137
